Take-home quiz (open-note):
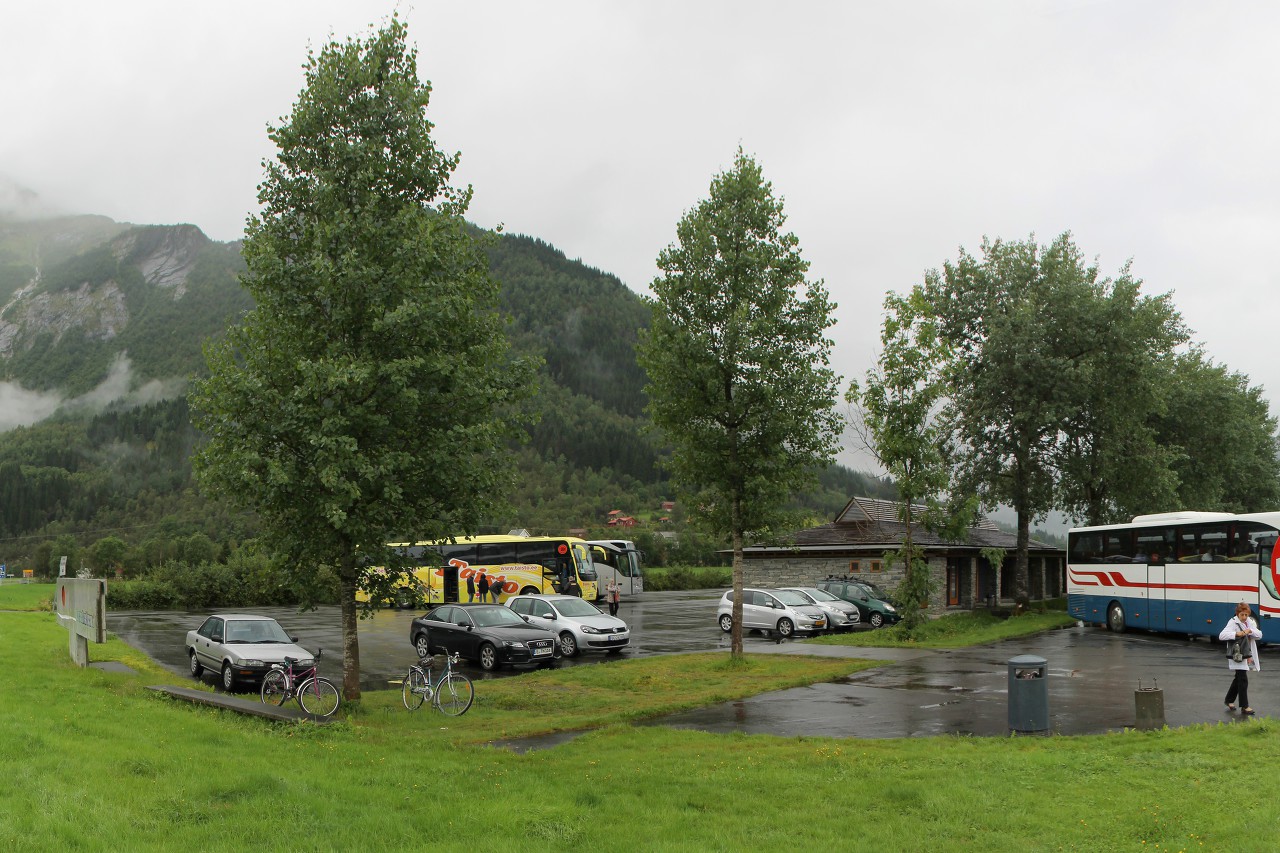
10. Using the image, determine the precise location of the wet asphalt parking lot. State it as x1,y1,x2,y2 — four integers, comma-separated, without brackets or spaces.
108,590,1278,737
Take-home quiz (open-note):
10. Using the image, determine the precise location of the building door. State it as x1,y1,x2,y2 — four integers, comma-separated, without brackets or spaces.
946,559,960,606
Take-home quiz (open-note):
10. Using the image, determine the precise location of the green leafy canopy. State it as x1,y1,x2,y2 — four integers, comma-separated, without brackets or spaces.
188,17,536,696
638,148,842,654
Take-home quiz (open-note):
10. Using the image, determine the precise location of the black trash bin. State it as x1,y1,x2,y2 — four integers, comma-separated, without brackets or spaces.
1007,654,1049,733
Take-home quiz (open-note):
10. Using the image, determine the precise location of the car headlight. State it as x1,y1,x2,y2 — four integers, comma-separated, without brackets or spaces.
884,605,896,612
241,659,265,667
580,625,603,634
504,641,526,649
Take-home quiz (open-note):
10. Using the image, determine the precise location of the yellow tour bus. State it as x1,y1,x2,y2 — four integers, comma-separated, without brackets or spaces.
359,534,599,607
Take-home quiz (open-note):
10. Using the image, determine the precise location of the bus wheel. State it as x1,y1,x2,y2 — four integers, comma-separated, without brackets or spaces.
1106,602,1126,633
521,586,539,596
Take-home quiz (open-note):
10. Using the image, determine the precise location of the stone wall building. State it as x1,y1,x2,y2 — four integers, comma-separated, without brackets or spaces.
741,497,1065,613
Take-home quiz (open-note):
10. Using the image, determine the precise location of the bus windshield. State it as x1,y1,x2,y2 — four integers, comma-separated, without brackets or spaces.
574,543,597,580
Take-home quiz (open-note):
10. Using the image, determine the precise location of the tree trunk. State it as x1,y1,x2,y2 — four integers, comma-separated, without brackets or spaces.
338,551,362,701
731,501,744,659
1015,510,1031,612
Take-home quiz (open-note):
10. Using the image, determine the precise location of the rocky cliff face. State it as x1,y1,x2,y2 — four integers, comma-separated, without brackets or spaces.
0,280,129,358
0,222,210,360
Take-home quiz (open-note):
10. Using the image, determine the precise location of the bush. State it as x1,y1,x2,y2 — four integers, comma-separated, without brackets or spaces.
106,580,182,610
645,565,731,591
104,552,341,611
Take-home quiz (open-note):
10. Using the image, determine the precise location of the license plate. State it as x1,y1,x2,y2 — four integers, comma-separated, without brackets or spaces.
533,647,552,656
609,634,623,642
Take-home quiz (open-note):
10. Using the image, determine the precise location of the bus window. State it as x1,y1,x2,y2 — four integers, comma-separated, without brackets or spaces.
1068,532,1103,563
1178,524,1228,562
438,544,476,564
1232,523,1267,561
516,541,556,570
1103,531,1132,562
476,542,516,565
1135,529,1172,564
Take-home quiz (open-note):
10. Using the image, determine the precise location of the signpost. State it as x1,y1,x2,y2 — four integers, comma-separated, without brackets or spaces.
55,578,107,666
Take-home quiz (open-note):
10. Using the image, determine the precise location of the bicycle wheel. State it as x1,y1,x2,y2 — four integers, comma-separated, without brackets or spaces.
297,677,340,717
260,670,289,706
435,672,474,717
402,667,429,711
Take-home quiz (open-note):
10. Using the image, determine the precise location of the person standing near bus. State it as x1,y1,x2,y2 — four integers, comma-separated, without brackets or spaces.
1219,602,1262,715
467,573,476,602
606,578,621,616
477,572,490,603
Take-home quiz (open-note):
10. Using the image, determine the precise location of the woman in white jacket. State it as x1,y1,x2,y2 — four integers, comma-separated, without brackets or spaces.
1219,601,1262,715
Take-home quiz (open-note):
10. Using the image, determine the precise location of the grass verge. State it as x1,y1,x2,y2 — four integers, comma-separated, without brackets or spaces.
805,609,1078,648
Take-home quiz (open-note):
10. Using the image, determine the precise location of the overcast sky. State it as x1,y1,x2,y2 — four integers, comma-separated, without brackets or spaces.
3,1,1280,471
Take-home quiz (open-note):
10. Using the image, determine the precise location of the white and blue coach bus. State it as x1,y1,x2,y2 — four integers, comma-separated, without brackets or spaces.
1067,511,1280,636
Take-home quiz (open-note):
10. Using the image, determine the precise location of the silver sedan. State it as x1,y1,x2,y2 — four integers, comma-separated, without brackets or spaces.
186,613,315,691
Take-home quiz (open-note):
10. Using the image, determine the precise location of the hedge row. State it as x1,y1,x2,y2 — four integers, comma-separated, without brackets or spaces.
106,557,340,611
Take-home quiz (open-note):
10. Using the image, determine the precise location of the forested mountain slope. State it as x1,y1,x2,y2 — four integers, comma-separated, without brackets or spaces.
0,215,876,566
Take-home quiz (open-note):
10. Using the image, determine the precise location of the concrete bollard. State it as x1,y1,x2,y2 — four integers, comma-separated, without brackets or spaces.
1134,679,1165,730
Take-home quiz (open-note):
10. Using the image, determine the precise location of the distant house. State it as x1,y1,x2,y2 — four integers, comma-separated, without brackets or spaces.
607,516,639,528
660,501,675,512
741,496,1064,612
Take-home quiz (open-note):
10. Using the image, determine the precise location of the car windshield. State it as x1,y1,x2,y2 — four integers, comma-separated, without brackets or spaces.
552,598,604,617
783,589,817,604
469,607,528,628
853,583,884,600
802,587,840,602
773,590,810,606
224,619,291,643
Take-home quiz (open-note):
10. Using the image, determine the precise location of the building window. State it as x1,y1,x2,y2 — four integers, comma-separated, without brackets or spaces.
870,560,882,572
848,560,860,573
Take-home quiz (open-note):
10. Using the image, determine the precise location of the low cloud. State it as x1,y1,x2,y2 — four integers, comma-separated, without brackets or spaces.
0,353,186,432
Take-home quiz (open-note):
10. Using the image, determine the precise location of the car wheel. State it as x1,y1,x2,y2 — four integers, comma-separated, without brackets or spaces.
188,651,203,678
479,643,498,671
559,632,579,657
1106,601,1126,633
414,633,431,658
718,613,733,633
869,612,885,629
776,618,794,638
221,662,235,692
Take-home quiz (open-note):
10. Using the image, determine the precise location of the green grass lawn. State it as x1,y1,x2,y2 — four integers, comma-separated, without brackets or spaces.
0,580,53,611
2,608,1274,851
